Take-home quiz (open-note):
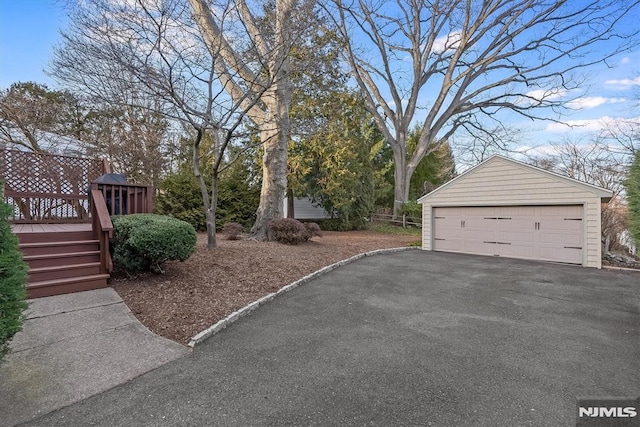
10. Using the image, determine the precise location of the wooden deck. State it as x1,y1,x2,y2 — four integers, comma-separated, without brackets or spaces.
11,223,92,233
3,148,153,298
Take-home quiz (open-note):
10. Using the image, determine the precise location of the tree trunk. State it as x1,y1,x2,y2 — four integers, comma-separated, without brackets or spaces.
192,130,217,248
206,173,218,249
391,145,412,217
251,113,289,240
286,188,295,218
250,0,294,240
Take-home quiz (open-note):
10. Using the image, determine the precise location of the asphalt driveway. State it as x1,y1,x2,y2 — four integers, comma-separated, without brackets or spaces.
24,251,639,426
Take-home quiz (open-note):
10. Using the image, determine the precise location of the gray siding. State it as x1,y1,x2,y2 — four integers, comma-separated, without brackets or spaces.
283,197,330,220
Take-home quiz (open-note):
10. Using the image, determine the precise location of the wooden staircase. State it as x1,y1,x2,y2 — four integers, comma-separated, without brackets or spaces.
17,228,110,299
2,148,154,299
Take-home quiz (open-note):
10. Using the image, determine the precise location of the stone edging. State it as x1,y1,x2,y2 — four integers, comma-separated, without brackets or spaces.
188,246,419,347
602,265,640,273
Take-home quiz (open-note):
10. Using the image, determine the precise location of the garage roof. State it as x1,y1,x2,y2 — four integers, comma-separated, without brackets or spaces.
417,154,613,203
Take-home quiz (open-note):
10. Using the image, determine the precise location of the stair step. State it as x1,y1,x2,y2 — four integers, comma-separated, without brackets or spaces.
20,240,100,256
27,274,110,299
23,251,101,269
28,262,102,282
16,230,95,244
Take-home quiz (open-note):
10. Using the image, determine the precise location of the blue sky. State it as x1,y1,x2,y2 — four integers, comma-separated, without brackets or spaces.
0,0,638,157
0,0,67,89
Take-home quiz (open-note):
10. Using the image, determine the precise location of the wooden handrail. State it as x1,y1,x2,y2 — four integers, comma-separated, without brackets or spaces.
91,189,114,274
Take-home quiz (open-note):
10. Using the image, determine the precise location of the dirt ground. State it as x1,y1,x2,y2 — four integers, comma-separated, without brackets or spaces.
112,231,420,344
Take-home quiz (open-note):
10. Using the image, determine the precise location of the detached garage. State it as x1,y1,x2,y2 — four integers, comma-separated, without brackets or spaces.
418,155,613,268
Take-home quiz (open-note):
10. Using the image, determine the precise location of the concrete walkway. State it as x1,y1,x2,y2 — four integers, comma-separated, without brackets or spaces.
0,288,188,426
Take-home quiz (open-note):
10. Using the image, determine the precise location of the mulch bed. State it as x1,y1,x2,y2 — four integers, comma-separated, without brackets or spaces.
112,231,420,345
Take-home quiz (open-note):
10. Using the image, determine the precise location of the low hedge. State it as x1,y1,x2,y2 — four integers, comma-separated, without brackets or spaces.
111,214,196,274
268,218,323,244
0,182,28,362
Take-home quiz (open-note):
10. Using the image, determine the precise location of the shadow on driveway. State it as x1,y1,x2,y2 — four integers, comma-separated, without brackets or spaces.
25,251,639,426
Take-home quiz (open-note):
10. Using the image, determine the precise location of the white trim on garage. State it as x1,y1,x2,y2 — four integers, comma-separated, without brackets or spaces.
419,155,612,268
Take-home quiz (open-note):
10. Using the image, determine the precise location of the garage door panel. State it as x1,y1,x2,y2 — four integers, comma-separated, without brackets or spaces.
434,216,462,239
497,218,535,231
539,232,582,246
434,238,465,252
497,229,534,244
433,205,583,265
540,219,582,232
499,242,535,259
464,228,496,242
464,240,498,255
538,246,582,264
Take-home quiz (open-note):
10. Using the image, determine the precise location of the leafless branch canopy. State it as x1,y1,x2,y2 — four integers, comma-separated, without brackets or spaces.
328,0,639,184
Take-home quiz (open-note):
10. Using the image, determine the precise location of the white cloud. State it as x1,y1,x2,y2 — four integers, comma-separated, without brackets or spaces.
566,96,626,109
517,88,568,107
432,30,461,53
525,88,567,101
620,57,630,65
513,144,558,157
545,116,638,133
604,76,640,89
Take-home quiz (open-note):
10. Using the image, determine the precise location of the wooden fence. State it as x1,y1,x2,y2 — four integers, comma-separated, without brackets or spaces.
371,213,422,228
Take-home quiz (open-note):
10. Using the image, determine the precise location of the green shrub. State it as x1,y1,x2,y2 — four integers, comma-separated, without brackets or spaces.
156,158,260,232
627,151,640,246
268,218,309,244
111,214,196,274
0,182,28,362
399,201,422,219
155,168,206,231
222,222,243,240
315,218,356,231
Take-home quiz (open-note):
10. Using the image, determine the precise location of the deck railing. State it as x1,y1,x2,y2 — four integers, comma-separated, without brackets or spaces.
0,148,104,222
89,182,153,216
91,189,114,274
1,148,154,222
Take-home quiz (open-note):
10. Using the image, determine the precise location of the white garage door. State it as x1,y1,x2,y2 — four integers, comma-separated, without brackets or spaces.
433,205,583,264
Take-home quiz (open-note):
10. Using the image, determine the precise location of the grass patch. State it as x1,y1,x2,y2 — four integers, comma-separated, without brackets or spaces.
369,223,422,236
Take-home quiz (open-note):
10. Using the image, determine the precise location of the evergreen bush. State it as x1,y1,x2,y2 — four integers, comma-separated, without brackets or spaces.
111,214,196,274
399,201,422,219
155,159,260,232
626,151,640,246
0,182,28,362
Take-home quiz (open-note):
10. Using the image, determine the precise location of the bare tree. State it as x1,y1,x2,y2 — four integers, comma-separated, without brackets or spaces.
188,0,303,240
327,0,640,215
0,82,81,153
51,0,265,248
599,75,640,158
80,102,170,190
528,139,629,252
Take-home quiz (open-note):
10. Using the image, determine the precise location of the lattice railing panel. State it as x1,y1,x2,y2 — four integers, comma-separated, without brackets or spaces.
0,148,104,222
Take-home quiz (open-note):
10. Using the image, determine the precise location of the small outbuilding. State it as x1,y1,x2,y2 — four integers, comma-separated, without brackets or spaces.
283,196,330,220
417,155,613,268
